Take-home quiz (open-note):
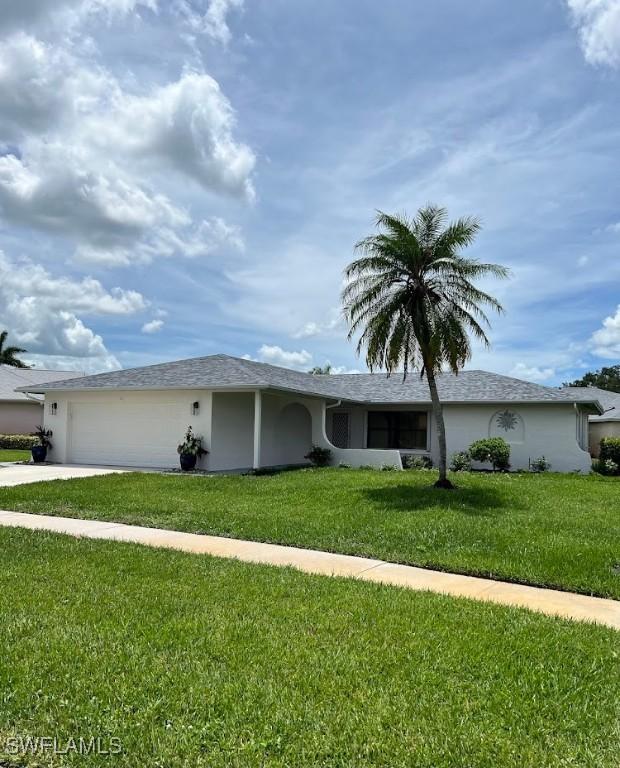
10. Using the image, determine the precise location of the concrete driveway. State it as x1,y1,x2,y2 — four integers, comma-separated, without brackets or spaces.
0,464,127,487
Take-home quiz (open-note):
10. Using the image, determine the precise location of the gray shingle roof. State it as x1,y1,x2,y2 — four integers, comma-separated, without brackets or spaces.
17,355,346,400
323,370,603,407
17,354,603,410
0,365,84,402
563,386,620,421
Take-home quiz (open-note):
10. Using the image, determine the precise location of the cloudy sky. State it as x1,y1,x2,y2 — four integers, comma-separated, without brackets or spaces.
0,0,619,382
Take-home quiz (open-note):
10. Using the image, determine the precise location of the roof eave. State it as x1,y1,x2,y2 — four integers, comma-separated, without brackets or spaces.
14,382,353,402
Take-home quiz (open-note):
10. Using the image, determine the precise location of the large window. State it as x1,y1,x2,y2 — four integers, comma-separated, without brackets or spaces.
367,411,428,450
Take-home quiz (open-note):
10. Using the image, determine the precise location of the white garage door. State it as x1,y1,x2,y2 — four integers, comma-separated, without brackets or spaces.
68,400,185,468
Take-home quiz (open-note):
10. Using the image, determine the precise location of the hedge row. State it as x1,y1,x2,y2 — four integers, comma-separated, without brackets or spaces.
0,434,38,450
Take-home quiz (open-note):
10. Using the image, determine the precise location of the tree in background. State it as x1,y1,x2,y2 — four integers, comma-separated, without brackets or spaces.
0,330,29,368
565,365,620,393
342,206,509,488
309,364,332,375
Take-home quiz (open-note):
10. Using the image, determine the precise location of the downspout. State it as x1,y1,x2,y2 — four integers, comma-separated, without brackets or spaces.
325,399,342,410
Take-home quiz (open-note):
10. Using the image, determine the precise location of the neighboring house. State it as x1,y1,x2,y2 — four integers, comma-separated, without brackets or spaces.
563,386,620,457
18,354,602,473
0,365,85,435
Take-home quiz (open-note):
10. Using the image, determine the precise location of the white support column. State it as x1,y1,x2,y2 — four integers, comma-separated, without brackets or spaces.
253,390,262,469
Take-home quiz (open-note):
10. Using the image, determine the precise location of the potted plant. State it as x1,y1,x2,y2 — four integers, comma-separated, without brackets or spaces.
177,426,207,471
31,425,53,463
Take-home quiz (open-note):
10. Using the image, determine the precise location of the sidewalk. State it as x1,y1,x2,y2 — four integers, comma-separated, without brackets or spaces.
1,510,618,630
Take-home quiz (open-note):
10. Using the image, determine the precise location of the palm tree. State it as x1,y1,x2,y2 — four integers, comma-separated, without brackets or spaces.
309,364,332,375
0,330,29,368
342,206,509,488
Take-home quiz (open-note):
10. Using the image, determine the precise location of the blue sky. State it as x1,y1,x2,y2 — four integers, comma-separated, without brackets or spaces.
0,0,619,383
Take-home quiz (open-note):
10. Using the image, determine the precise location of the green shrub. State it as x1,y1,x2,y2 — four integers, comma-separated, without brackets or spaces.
530,456,551,473
304,445,332,467
599,438,620,471
592,457,619,477
0,434,38,450
469,437,511,471
402,455,433,470
450,451,471,472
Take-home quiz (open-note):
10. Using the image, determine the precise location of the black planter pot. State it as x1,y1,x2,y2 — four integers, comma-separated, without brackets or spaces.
31,445,48,463
179,453,197,471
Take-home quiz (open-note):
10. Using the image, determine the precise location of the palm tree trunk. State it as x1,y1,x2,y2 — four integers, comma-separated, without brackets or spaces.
425,367,454,489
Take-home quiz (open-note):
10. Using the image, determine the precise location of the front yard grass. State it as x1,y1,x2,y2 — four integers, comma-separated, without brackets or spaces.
0,468,618,598
0,449,29,462
0,527,618,767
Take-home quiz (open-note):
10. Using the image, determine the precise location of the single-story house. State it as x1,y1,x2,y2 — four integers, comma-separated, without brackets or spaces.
18,354,602,473
0,365,84,435
562,386,620,457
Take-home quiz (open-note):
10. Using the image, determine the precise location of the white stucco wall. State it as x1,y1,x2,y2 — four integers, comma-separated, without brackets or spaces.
326,402,592,473
259,393,313,467
319,403,402,469
43,388,591,473
442,404,591,473
209,392,254,471
43,388,342,472
43,390,213,468
0,401,43,435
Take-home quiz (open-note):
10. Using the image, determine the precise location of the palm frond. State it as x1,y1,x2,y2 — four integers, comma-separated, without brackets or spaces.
342,205,508,376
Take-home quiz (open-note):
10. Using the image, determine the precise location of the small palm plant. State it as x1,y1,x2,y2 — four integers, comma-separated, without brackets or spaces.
177,426,207,471
342,205,509,488
31,425,53,463
0,330,29,368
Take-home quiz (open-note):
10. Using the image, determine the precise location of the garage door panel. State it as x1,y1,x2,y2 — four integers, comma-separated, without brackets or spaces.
68,401,186,467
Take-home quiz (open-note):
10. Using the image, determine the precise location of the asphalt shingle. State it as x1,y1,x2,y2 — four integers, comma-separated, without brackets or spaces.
16,354,603,409
562,386,620,421
0,365,84,402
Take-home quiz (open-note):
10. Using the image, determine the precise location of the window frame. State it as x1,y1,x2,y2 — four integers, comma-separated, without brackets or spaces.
365,410,429,452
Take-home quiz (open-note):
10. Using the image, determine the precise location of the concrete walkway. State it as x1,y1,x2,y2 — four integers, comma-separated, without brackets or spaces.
0,464,127,487
0,510,618,630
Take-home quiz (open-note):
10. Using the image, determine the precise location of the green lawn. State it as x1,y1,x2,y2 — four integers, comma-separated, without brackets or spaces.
0,468,618,598
0,527,618,767
0,449,29,462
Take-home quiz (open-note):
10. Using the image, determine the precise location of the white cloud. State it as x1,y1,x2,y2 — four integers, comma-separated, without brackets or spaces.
0,144,244,266
329,364,362,374
0,146,186,239
0,34,113,139
590,304,620,357
141,319,164,333
177,0,243,44
0,0,156,35
0,252,147,370
292,309,343,339
244,345,313,370
509,363,556,382
74,216,243,266
0,26,254,267
89,71,255,198
566,0,620,67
